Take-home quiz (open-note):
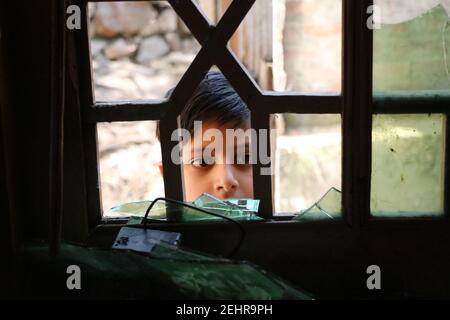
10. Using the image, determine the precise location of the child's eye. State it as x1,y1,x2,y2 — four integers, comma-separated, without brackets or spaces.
190,157,213,168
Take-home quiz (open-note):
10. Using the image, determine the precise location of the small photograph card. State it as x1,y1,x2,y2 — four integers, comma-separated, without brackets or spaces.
112,227,181,254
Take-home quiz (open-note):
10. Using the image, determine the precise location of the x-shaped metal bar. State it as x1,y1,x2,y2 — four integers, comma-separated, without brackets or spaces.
168,0,259,112
160,0,273,216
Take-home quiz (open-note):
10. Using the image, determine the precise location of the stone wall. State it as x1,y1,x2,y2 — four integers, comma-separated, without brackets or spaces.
88,2,200,101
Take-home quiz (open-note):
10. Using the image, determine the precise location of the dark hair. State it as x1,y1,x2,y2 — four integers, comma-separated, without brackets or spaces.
156,71,250,141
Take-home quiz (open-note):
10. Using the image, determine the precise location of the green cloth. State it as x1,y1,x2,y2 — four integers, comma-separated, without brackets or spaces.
16,242,312,300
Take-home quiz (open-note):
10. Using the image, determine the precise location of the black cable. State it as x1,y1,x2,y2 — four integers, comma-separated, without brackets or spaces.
142,197,246,258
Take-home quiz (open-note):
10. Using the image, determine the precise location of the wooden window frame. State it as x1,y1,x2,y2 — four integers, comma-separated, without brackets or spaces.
75,0,450,231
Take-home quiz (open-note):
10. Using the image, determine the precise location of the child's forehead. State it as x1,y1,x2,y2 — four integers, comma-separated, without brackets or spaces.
182,119,252,148
194,119,250,131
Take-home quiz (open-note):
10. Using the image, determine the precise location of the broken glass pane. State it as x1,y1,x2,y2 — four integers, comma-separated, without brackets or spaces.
107,200,162,219
148,197,262,222
373,3,450,91
371,114,445,217
294,187,341,221
106,193,263,222
192,193,260,217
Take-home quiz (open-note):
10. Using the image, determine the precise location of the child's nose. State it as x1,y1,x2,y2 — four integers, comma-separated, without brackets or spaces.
213,164,239,197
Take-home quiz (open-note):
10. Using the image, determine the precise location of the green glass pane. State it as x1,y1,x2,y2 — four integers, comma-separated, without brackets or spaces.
373,4,450,91
371,114,446,217
107,195,263,222
148,199,263,222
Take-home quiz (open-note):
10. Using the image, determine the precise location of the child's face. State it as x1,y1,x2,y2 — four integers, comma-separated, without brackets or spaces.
181,120,254,202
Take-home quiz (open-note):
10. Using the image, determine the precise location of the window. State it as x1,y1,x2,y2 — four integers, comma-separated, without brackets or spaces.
371,1,450,218
77,0,449,226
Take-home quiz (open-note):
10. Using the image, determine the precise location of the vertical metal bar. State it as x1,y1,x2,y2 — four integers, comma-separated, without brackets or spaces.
159,115,185,201
360,0,374,225
76,0,94,105
48,0,66,256
342,0,373,227
342,0,354,227
76,0,103,227
162,48,212,201
251,111,273,218
63,26,90,242
445,115,449,216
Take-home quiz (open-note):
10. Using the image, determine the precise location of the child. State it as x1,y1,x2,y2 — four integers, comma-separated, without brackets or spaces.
156,71,254,202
